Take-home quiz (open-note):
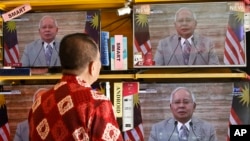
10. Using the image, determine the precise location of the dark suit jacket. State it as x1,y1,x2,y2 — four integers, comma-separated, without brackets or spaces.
154,34,220,66
13,120,29,141
148,117,218,141
21,39,61,67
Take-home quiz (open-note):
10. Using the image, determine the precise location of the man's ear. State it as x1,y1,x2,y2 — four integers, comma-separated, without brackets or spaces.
88,61,94,76
195,20,197,27
193,102,196,109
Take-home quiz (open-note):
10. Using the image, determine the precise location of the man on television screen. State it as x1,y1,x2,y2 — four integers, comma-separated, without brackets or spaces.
148,87,218,141
153,7,220,66
21,15,61,67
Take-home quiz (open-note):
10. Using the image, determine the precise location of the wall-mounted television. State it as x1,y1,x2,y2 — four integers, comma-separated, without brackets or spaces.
3,10,100,72
139,81,249,141
133,1,246,68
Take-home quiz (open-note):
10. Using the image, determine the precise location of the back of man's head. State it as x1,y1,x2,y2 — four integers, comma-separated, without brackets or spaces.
59,33,99,75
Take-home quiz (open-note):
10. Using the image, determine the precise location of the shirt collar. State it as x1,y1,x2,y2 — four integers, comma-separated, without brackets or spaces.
177,119,191,131
43,41,55,49
181,36,193,47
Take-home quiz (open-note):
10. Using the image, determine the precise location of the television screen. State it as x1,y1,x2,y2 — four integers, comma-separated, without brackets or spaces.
3,10,100,70
133,1,247,68
139,81,249,141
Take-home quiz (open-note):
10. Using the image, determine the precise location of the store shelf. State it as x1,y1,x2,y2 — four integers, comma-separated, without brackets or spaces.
133,0,224,4
0,0,126,11
135,72,247,79
0,73,136,81
0,72,247,83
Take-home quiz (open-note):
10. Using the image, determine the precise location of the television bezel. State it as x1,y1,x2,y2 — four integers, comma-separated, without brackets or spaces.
132,1,247,69
3,10,101,73
138,81,249,141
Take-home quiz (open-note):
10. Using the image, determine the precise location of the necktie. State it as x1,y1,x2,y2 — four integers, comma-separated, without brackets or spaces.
45,44,53,65
179,125,189,141
183,40,191,65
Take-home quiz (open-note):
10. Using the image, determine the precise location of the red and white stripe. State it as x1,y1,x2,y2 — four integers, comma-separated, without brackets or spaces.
124,124,144,141
4,43,19,65
223,26,245,65
0,123,10,141
227,107,242,141
134,39,151,55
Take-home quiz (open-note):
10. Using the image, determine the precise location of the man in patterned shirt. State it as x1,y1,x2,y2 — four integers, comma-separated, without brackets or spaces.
28,33,124,141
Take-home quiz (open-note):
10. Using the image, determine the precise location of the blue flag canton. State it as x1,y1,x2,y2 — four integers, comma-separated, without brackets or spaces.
231,84,250,124
85,10,100,44
229,11,244,41
0,104,8,127
3,21,18,48
134,14,150,46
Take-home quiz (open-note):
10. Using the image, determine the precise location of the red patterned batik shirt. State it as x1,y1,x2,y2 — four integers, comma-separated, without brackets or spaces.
28,74,124,141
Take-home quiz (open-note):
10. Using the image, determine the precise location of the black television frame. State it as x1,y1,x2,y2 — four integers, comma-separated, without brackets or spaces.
139,81,249,141
3,10,101,73
132,1,247,69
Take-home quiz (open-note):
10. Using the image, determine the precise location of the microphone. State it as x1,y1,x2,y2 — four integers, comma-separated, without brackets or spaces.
191,37,208,65
168,121,177,141
31,42,44,67
189,122,199,141
167,37,181,65
52,42,60,66
48,42,62,73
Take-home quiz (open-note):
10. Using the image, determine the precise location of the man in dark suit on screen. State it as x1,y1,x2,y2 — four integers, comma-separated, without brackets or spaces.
148,87,218,141
153,7,220,66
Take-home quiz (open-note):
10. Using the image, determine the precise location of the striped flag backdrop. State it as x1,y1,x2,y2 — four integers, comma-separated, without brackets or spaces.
227,82,250,141
134,14,153,66
223,11,245,65
0,95,10,141
3,21,19,66
85,10,100,45
124,94,144,141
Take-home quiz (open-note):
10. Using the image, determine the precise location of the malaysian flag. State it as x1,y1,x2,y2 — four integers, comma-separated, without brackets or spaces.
3,21,20,66
0,95,10,141
134,14,153,65
91,81,105,94
223,11,245,65
227,82,250,141
85,10,100,45
124,94,144,141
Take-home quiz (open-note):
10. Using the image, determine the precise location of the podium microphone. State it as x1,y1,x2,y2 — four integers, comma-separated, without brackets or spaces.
167,37,181,65
189,122,199,141
52,42,59,66
31,42,44,67
168,121,178,141
191,37,208,65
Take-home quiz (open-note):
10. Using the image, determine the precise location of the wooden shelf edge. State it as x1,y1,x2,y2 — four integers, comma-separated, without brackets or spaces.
135,73,247,79
0,73,135,81
99,74,135,79
0,73,247,82
0,0,125,11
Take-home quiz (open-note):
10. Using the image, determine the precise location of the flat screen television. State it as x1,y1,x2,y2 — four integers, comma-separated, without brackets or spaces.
133,1,247,68
3,10,100,73
139,81,249,141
